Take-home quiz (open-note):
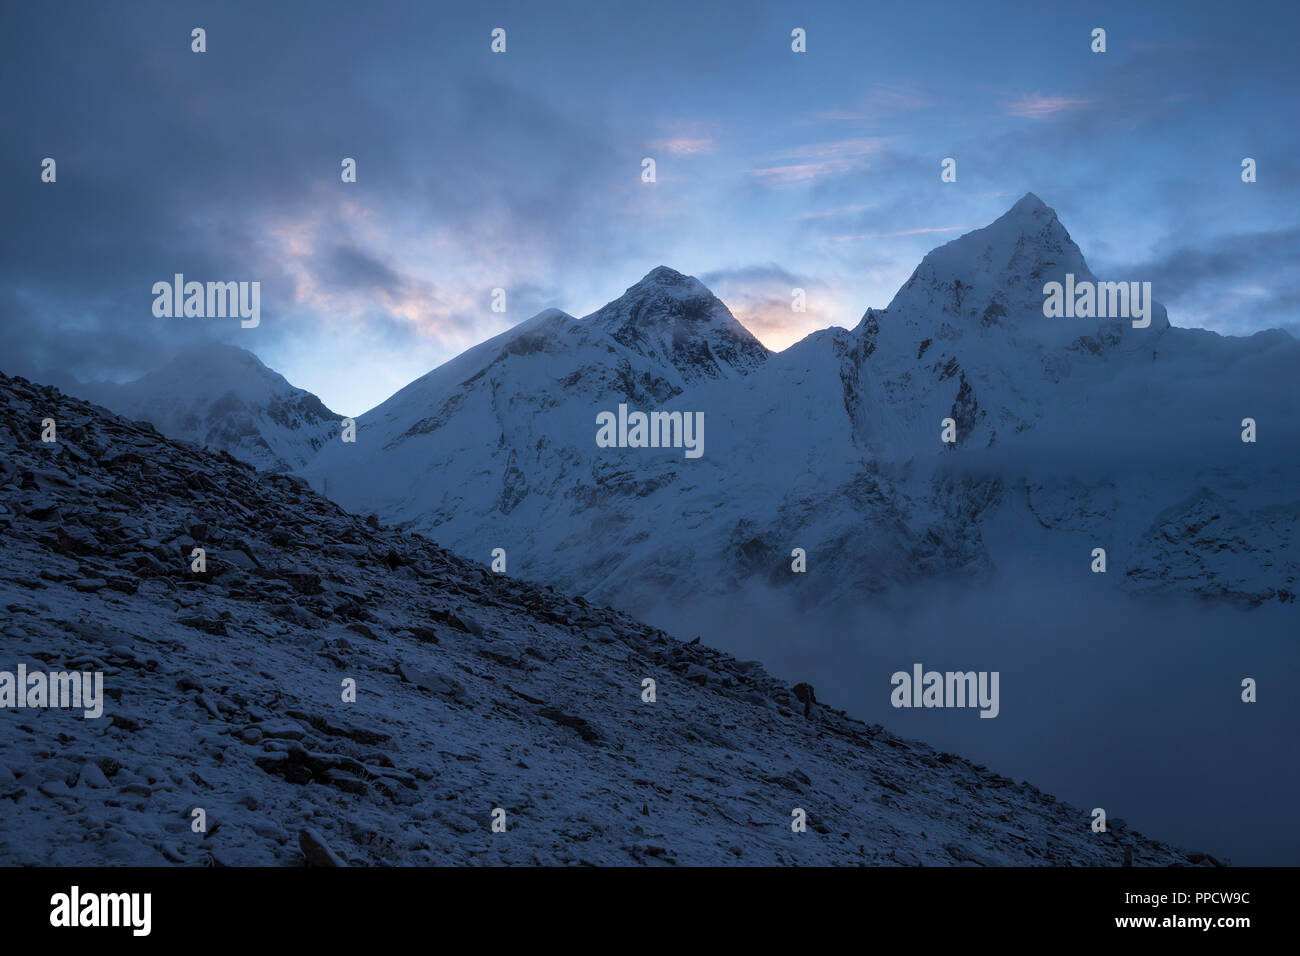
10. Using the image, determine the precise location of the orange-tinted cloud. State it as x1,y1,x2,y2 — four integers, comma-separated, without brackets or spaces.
749,137,894,185
1006,92,1094,118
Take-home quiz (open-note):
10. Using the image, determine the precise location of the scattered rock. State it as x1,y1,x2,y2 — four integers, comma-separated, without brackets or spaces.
76,761,111,789
299,828,348,867
398,661,467,702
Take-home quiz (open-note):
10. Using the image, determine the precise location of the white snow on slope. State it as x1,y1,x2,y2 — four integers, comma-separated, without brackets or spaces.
76,344,343,473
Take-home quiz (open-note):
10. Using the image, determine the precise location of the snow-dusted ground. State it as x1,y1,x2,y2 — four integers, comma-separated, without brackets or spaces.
0,373,1209,866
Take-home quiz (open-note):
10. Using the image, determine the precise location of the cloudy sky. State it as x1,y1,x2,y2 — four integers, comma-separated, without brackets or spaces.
3,0,1296,415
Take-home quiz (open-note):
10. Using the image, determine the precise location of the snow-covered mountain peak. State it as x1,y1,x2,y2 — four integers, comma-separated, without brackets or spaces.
142,343,290,396
584,266,771,383
521,306,576,326
1007,190,1050,217
841,195,1175,456
876,193,1171,342
75,343,342,473
631,264,706,295
496,308,582,348
882,193,1092,327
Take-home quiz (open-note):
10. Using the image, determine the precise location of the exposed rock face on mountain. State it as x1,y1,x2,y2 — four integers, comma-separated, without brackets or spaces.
1124,488,1296,606
0,371,1203,866
585,266,772,383
75,344,342,473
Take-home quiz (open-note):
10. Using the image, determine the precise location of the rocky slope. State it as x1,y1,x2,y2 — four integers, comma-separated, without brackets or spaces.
0,371,1205,866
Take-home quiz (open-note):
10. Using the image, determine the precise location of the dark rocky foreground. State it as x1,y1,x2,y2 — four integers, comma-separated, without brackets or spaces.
0,372,1208,866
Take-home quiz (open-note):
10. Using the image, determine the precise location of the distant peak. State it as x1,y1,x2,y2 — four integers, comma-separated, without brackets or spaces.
1001,192,1060,225
611,266,718,307
163,342,268,371
583,265,770,378
642,265,688,282
125,343,294,396
877,190,1093,322
631,265,700,293
513,307,577,334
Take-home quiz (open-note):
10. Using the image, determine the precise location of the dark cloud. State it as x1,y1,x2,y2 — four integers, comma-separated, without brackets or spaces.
1127,226,1300,294
0,0,638,390
2,0,1296,405
318,244,409,295
699,263,826,291
1125,227,1300,335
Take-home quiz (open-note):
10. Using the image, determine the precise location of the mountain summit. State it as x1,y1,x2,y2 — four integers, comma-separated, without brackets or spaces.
879,193,1098,332
584,266,771,383
847,193,1173,455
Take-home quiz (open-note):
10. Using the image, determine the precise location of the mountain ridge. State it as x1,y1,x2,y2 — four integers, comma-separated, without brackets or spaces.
297,195,1296,613
32,196,1298,613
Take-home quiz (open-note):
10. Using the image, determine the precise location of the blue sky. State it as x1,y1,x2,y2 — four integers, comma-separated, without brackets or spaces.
3,0,1296,415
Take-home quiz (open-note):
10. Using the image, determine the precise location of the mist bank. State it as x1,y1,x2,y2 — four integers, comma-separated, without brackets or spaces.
643,570,1299,866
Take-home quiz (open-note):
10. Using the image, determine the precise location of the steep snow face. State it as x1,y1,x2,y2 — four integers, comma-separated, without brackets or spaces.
76,345,342,473
302,303,692,526
584,266,771,384
0,371,1206,866
850,193,1172,458
1123,488,1297,605
887,193,1099,331
301,272,773,603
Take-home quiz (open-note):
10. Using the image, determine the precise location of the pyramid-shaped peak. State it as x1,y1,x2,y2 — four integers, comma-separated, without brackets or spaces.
875,191,1094,328
989,192,1067,235
627,265,709,298
1008,192,1050,216
500,306,580,340
583,266,770,381
916,193,1084,283
593,265,737,325
644,265,687,282
521,307,577,326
